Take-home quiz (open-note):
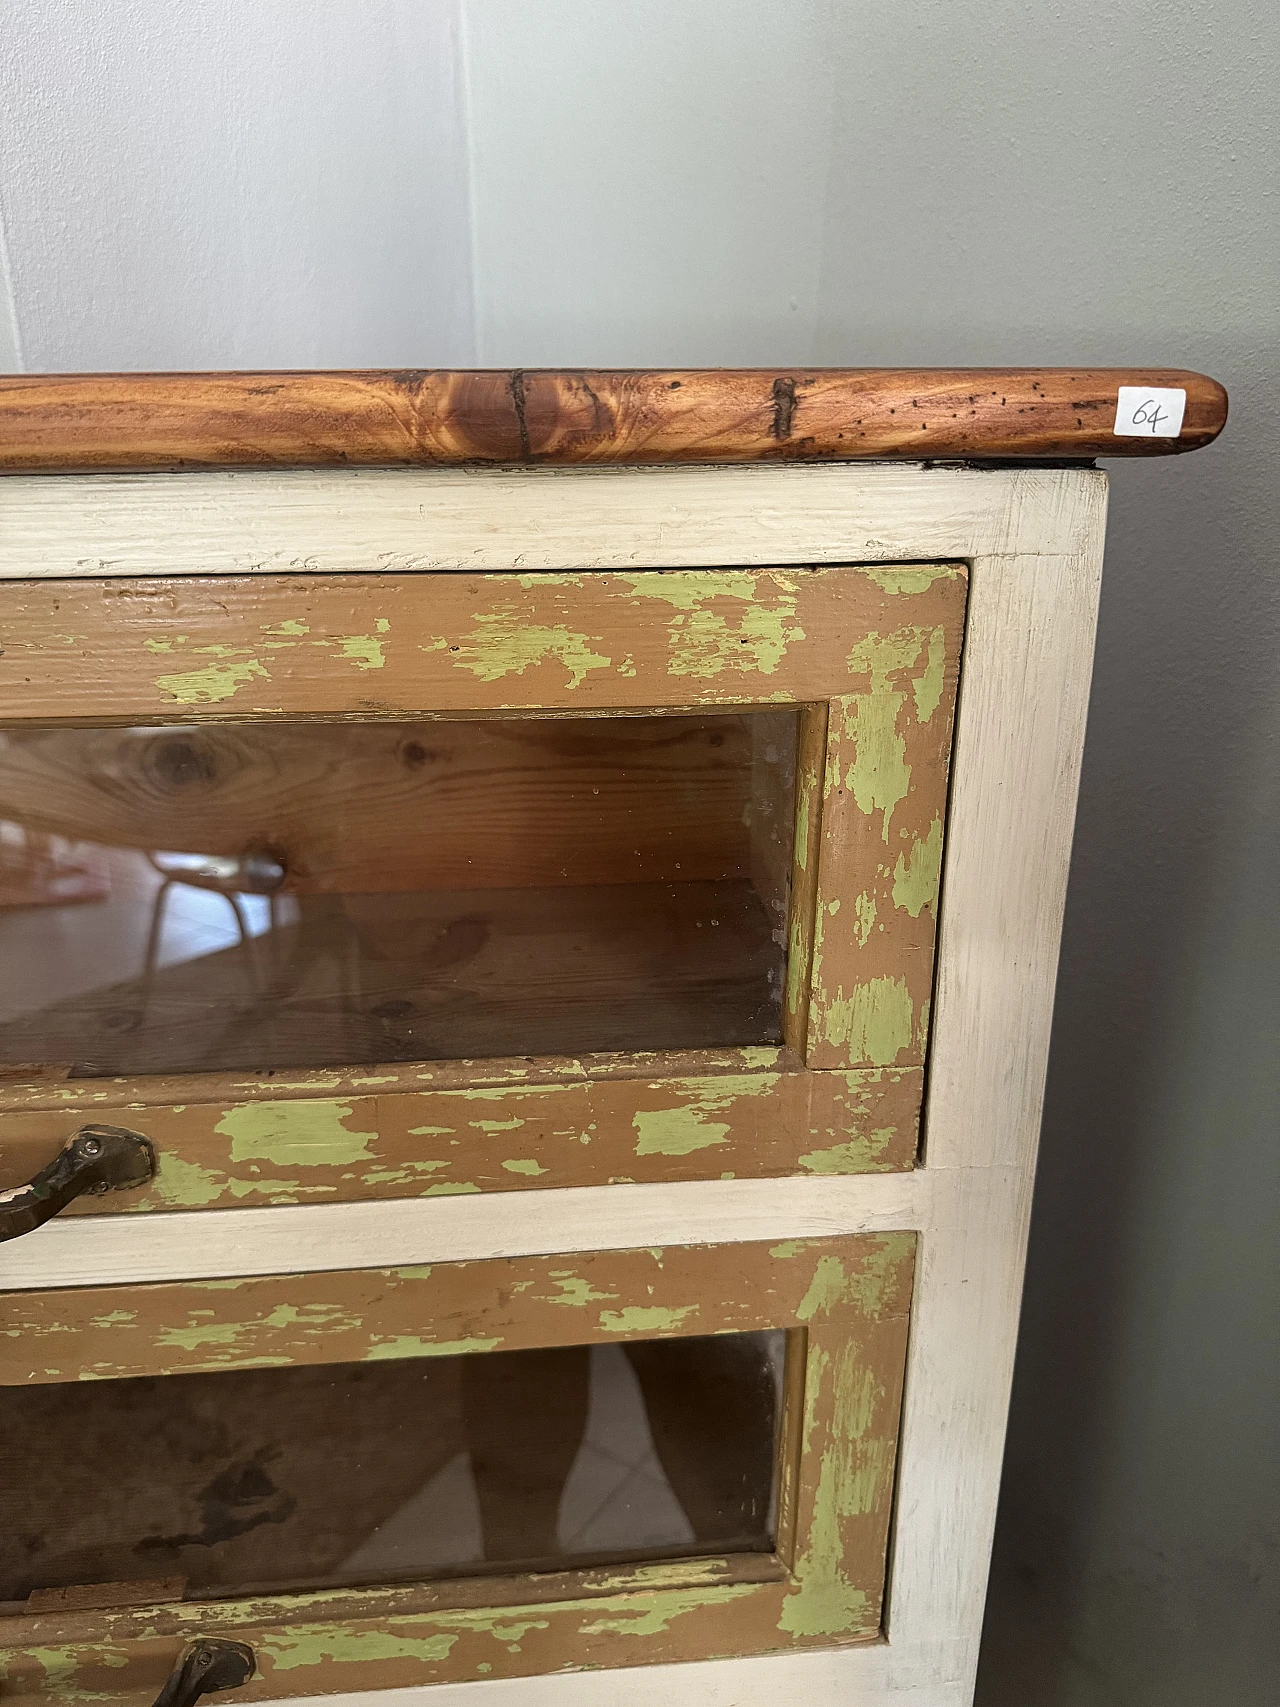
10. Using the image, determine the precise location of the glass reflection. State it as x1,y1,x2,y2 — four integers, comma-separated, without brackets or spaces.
0,1332,785,1605
0,713,797,1076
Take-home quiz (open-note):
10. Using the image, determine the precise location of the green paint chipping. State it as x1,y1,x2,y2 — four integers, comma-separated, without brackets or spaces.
547,1272,617,1308
865,565,949,596
598,1304,698,1335
779,1340,893,1639
619,571,805,678
258,1627,459,1671
575,1583,758,1638
620,569,786,608
335,630,388,670
155,657,268,705
632,1075,776,1156
840,628,936,841
785,912,806,1020
157,1319,255,1352
501,1158,547,1176
916,995,932,1056
798,1127,897,1174
794,766,816,872
840,1232,915,1319
593,1557,742,1592
633,1107,729,1157
822,975,914,1065
19,1644,130,1702
153,1151,226,1207
795,1255,850,1323
841,690,909,843
215,1101,376,1168
669,606,805,679
262,1302,360,1332
853,890,878,946
364,1335,502,1361
913,624,947,722
893,815,944,917
452,610,611,689
770,1240,810,1260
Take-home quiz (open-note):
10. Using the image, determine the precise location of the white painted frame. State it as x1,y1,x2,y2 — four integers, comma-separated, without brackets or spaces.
0,463,1108,1707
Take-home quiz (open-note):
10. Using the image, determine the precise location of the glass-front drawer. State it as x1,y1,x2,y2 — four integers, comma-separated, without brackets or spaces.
0,566,964,1225
0,1234,915,1702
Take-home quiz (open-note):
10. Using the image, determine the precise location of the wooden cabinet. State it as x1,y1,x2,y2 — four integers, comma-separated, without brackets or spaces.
0,369,1224,1707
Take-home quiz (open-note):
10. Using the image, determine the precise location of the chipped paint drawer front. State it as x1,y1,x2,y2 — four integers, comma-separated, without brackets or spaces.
0,566,964,1222
0,1235,915,1702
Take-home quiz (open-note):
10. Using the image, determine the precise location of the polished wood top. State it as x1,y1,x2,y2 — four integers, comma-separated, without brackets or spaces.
0,367,1226,471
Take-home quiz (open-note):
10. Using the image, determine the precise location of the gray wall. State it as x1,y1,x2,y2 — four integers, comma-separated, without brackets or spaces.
1,4,1276,1700
0,0,475,368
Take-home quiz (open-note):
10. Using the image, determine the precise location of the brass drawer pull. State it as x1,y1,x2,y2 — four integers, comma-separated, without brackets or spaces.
152,1641,255,1707
0,1124,154,1242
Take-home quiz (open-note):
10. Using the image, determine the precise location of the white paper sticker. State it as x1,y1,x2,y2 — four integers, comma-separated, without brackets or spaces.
1114,385,1186,438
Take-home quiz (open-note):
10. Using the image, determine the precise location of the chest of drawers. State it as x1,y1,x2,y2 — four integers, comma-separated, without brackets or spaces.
0,368,1225,1707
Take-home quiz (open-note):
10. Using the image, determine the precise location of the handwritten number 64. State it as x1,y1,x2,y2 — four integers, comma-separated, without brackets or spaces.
1131,397,1166,433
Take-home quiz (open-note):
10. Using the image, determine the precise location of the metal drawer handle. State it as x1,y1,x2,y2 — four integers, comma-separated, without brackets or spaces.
0,1124,154,1242
152,1641,256,1707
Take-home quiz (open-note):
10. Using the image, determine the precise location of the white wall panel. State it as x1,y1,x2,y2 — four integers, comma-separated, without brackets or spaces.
460,0,831,368
0,0,475,370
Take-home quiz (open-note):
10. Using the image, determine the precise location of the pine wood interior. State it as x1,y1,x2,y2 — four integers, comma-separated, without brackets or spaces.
0,711,797,1075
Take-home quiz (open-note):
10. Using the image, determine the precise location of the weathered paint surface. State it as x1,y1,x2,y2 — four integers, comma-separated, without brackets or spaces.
0,1065,922,1216
0,1235,909,1388
806,564,967,1071
0,566,962,725
0,1236,914,1702
451,612,612,690
782,704,828,1053
142,617,396,706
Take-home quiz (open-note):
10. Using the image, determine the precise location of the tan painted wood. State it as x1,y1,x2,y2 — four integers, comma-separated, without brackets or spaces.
0,1064,920,1214
0,565,964,720
0,1233,911,1384
782,703,828,1054
0,368,1225,469
806,571,964,1069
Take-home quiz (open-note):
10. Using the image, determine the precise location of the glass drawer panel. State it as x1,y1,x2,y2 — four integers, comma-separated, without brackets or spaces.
0,710,797,1076
0,1330,783,1605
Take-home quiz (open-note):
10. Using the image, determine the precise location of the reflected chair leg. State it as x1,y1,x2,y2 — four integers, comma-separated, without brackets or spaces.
267,893,281,975
626,1336,779,1547
223,891,260,999
137,877,175,1025
460,1345,591,1564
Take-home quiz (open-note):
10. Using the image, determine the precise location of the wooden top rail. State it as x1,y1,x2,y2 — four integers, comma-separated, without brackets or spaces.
0,368,1226,472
